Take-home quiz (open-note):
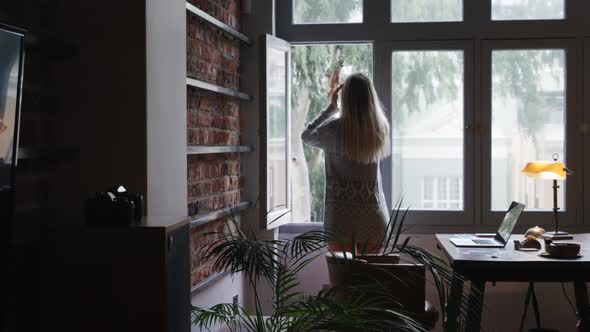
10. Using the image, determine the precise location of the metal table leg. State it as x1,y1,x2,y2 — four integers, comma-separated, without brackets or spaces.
445,275,464,332
574,281,590,332
465,280,486,332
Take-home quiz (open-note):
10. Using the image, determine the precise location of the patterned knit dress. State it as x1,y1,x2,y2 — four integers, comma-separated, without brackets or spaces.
301,104,389,246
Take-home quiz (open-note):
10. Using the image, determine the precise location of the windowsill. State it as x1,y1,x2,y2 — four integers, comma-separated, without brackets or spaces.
280,222,590,235
280,222,323,234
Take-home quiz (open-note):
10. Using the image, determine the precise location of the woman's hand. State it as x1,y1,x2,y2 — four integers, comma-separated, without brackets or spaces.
330,84,343,108
328,66,341,97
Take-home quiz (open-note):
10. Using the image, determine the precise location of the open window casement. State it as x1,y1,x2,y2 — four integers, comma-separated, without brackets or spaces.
261,34,292,229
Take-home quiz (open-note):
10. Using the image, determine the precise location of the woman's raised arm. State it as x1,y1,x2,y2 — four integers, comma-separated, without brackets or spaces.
301,104,337,148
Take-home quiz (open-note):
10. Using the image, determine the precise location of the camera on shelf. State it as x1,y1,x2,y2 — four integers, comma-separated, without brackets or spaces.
85,185,144,225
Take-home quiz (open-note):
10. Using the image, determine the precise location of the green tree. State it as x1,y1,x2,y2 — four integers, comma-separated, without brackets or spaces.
492,50,564,159
391,0,462,22
491,0,564,20
293,0,362,23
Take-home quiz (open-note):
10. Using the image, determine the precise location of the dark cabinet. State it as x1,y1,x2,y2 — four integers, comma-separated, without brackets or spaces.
40,217,190,332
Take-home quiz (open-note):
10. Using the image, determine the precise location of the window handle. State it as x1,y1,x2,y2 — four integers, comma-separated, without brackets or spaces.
465,124,486,137
476,125,487,137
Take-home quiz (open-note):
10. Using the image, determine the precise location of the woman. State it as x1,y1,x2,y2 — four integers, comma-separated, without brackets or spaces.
301,71,390,254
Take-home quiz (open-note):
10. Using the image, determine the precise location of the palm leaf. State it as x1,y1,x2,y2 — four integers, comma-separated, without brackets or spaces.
191,303,241,332
193,205,481,332
383,198,404,250
398,244,484,331
284,291,425,332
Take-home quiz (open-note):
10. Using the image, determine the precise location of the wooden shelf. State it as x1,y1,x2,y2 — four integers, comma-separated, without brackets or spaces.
186,77,250,101
186,2,251,45
187,145,252,155
190,201,251,229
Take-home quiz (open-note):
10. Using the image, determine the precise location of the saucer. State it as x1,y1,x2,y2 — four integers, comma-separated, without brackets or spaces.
539,252,583,259
516,248,540,252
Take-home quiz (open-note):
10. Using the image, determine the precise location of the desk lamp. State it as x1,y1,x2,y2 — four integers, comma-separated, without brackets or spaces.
522,154,573,239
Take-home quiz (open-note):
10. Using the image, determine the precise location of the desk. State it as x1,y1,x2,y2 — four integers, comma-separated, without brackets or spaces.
436,234,590,332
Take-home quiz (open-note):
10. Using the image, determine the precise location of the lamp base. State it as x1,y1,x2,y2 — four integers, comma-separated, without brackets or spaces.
542,231,573,240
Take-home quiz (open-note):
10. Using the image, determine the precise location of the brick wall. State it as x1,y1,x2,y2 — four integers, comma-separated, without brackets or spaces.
190,216,237,288
187,91,240,146
187,153,241,216
187,0,243,286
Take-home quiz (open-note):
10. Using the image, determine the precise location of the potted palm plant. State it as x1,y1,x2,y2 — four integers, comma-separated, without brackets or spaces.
192,204,479,332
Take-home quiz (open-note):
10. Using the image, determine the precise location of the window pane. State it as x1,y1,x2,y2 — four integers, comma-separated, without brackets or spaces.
491,49,565,211
492,0,564,20
291,44,372,222
392,50,464,211
423,176,434,201
267,48,288,211
437,177,449,208
391,0,463,22
450,177,461,200
293,0,362,24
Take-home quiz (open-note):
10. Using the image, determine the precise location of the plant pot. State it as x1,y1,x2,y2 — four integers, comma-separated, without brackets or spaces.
326,252,438,330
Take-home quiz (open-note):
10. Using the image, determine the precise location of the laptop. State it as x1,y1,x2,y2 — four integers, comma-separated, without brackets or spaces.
450,201,525,248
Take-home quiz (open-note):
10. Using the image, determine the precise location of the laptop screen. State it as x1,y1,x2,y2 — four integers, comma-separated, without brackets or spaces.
496,201,526,244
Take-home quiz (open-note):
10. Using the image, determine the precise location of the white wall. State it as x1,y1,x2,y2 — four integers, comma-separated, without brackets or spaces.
191,273,246,332
145,0,188,217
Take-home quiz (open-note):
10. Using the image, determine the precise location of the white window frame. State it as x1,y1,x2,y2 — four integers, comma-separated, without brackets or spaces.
275,0,590,232
261,34,292,229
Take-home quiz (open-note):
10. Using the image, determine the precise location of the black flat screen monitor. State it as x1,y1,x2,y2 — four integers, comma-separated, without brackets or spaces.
0,24,25,235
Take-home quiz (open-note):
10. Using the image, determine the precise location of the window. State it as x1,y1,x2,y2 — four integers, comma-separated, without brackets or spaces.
421,176,463,209
491,0,565,20
291,44,373,222
263,35,292,229
268,48,288,212
391,0,463,22
491,49,566,211
276,0,586,228
392,50,465,211
293,0,363,24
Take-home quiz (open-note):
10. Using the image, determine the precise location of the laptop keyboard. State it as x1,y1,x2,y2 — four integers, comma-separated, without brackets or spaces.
472,239,495,245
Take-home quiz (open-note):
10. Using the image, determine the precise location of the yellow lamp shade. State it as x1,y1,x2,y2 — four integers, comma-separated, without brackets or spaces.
522,161,568,180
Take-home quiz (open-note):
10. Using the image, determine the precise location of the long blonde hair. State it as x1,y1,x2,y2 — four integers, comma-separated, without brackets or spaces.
339,73,390,164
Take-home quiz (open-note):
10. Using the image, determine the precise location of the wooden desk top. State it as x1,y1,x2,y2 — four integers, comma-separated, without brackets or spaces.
435,233,590,282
